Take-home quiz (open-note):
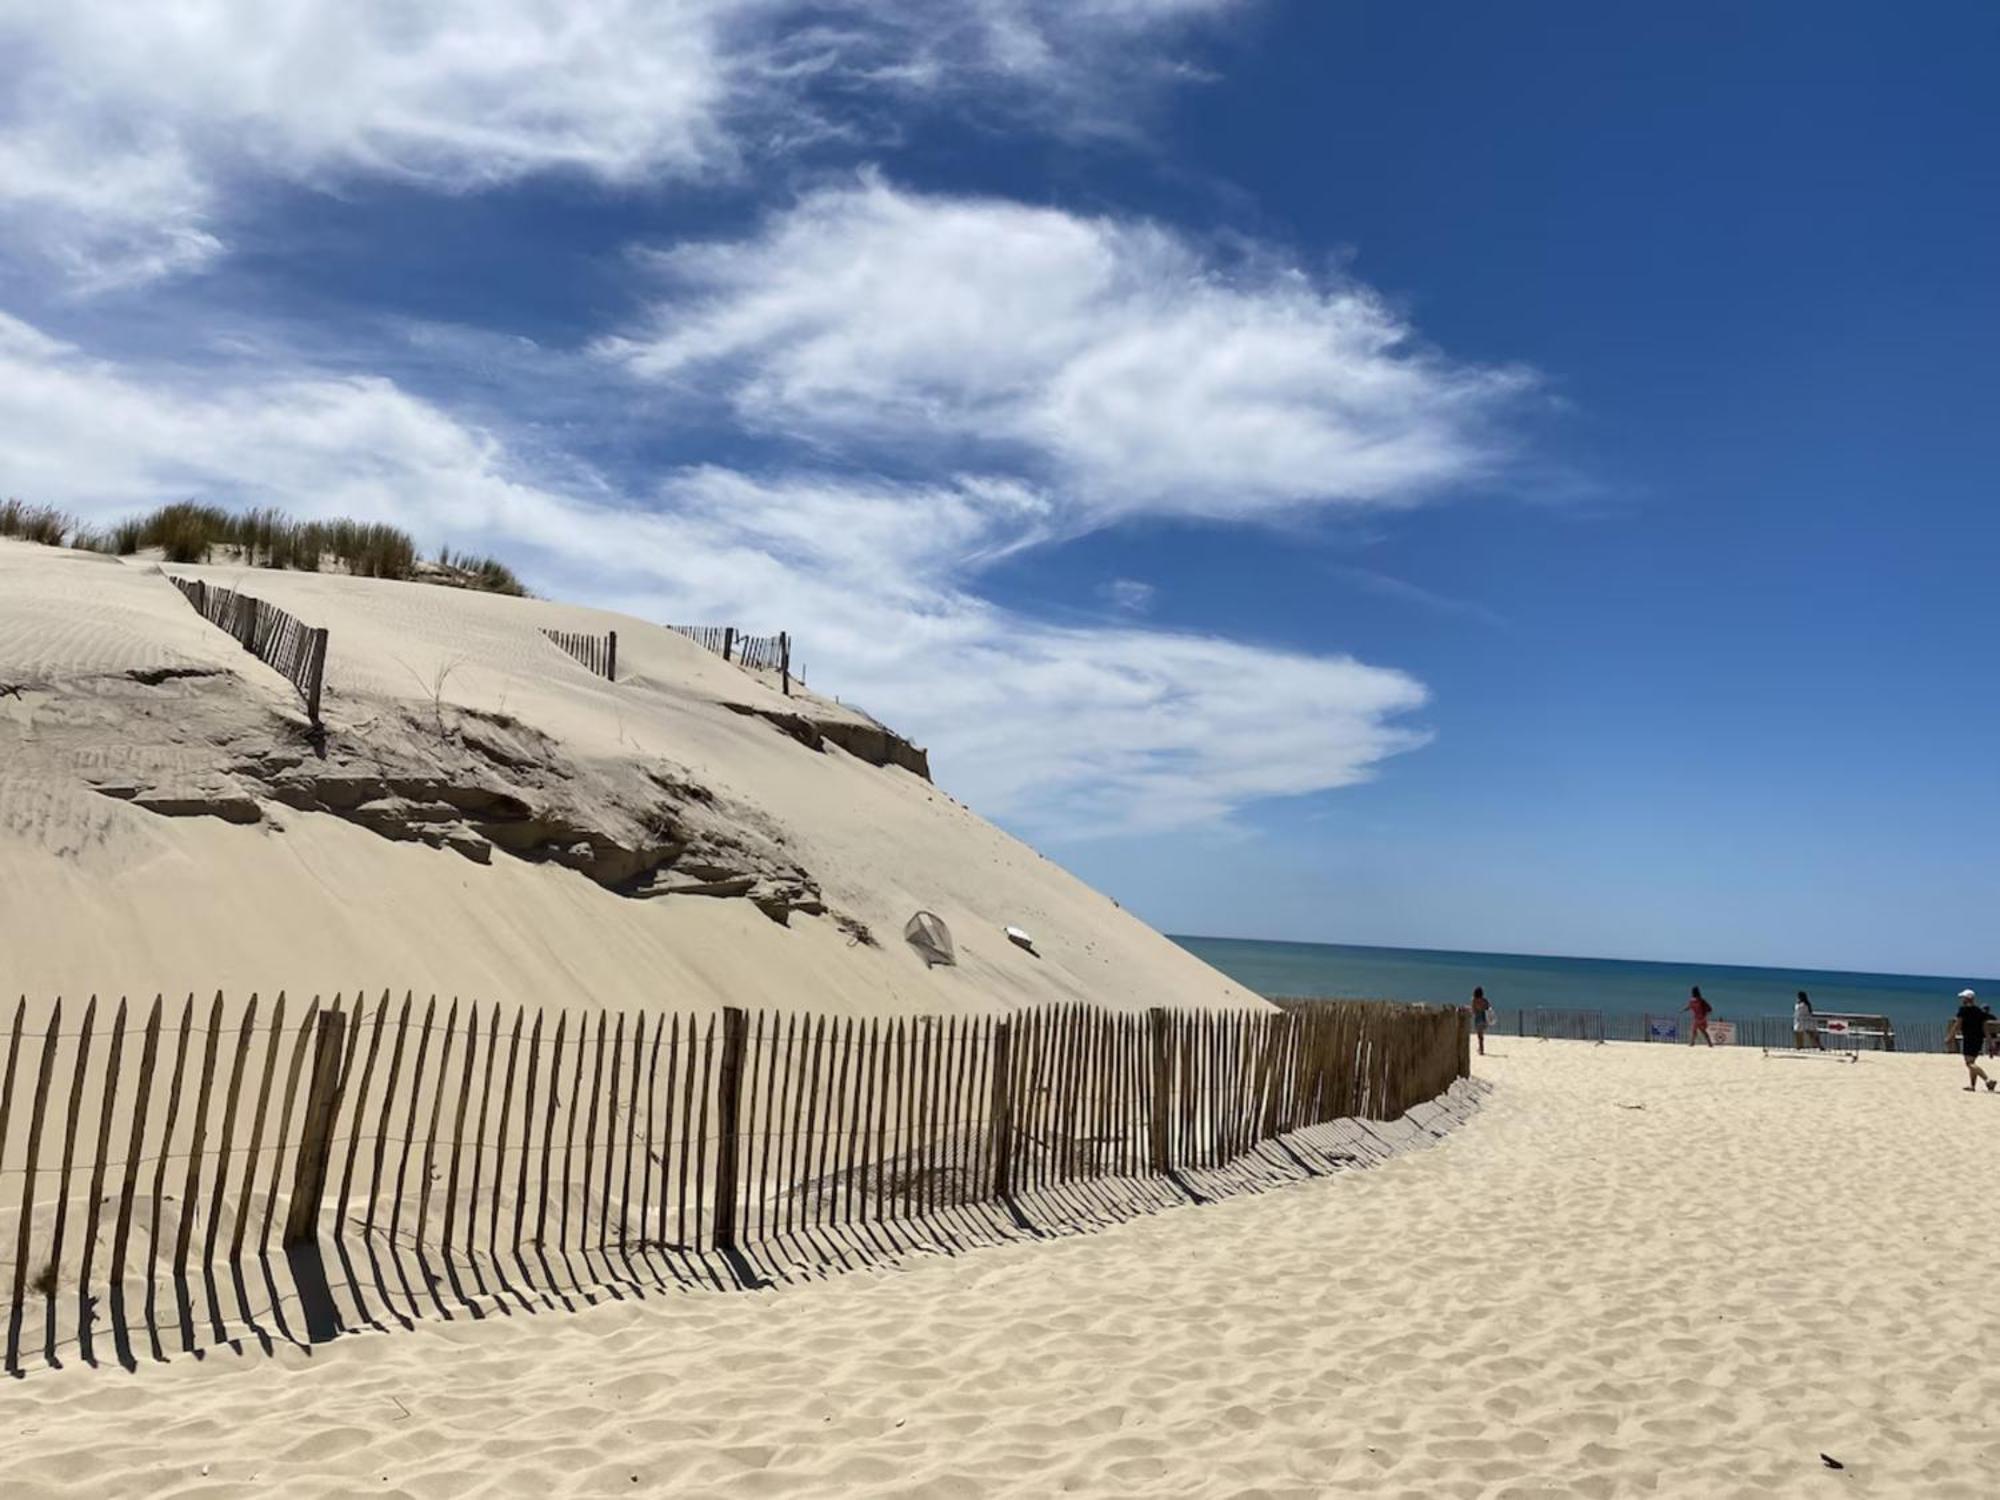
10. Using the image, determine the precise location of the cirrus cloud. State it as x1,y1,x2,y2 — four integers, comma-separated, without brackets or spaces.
0,0,1245,290
601,177,1537,528
0,309,1425,834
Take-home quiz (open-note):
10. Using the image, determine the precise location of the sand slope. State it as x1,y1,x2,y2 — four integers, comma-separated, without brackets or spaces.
5,1041,1995,1496
0,540,1252,1014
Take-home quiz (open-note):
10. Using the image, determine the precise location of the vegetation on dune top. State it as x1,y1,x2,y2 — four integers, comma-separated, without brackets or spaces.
1,498,527,596
0,498,70,547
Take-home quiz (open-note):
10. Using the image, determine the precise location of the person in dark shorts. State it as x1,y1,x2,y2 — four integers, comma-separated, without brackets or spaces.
1954,990,1996,1092
1470,987,1492,1056
1685,986,1714,1047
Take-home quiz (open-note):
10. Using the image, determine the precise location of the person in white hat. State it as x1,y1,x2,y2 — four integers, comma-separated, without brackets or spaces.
1951,990,1996,1092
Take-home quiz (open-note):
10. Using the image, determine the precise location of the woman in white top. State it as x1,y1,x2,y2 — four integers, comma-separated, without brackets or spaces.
1793,990,1824,1050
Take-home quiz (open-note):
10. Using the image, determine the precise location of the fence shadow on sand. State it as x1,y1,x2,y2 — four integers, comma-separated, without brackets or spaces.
0,995,1475,1377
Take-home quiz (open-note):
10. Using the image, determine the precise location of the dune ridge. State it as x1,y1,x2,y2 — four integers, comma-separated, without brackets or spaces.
0,539,1256,1015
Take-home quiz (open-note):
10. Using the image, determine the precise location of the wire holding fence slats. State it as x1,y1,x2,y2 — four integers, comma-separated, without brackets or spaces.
168,576,329,721
0,992,1464,1374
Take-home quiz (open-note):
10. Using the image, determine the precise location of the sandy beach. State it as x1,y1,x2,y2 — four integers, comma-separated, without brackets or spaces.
2,1038,1990,1497
4,3,1991,1494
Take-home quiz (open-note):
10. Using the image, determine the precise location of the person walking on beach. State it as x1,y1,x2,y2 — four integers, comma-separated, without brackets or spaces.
1794,991,1824,1050
1470,987,1492,1056
1685,986,1714,1046
1953,990,1996,1092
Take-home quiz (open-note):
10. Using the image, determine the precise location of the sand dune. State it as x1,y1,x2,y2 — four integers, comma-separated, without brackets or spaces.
0,540,1253,1015
4,1041,1991,1496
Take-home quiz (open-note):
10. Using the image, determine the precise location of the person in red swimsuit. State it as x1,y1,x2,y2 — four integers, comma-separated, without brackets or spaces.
1684,986,1715,1047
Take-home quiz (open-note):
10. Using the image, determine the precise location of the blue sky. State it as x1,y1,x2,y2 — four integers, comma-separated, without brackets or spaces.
3,1,1996,974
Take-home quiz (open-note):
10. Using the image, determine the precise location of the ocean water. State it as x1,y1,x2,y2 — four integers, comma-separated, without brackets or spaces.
1170,935,1997,1035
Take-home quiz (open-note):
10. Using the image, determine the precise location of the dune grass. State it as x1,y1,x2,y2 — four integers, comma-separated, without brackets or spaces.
0,498,75,547
113,502,423,576
435,545,527,597
3,498,529,596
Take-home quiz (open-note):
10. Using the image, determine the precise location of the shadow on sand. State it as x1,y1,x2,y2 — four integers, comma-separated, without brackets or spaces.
7,1081,1488,1378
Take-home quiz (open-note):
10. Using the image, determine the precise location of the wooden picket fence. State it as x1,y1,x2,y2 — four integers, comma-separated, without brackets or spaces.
669,624,731,656
668,624,793,695
541,628,617,681
169,576,329,722
0,994,1465,1370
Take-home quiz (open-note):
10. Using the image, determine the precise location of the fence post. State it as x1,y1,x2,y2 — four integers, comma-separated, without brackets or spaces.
282,1009,348,1246
1457,1008,1471,1077
722,626,735,664
988,1019,1015,1198
780,632,791,697
712,1007,748,1251
1147,1007,1171,1173
194,579,208,619
605,630,617,683
304,627,328,724
233,592,256,649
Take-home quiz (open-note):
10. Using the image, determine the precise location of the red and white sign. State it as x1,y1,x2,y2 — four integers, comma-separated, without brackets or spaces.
1708,1020,1736,1045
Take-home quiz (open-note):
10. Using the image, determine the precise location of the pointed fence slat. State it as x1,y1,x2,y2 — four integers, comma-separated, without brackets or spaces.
641,1013,666,1252
335,995,390,1234
361,994,415,1242
659,1013,682,1250
757,1013,787,1242
233,994,291,1258
499,1008,532,1257
109,999,164,1291
415,999,462,1248
781,1014,811,1240
388,996,439,1245
533,1012,565,1250
617,1012,641,1255
202,996,258,1270
171,995,226,1281
848,1018,873,1225
144,998,195,1289
692,1014,717,1251
8,1001,62,1349
561,1010,595,1251
440,1001,483,1257
817,1018,842,1227
676,1013,698,1248
586,1010,615,1251
43,997,98,1335
0,1000,26,1201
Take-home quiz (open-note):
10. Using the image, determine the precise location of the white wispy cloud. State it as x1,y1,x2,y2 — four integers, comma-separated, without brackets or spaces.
1328,565,1510,627
602,177,1537,529
0,0,1242,290
1100,578,1158,613
0,310,1426,834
